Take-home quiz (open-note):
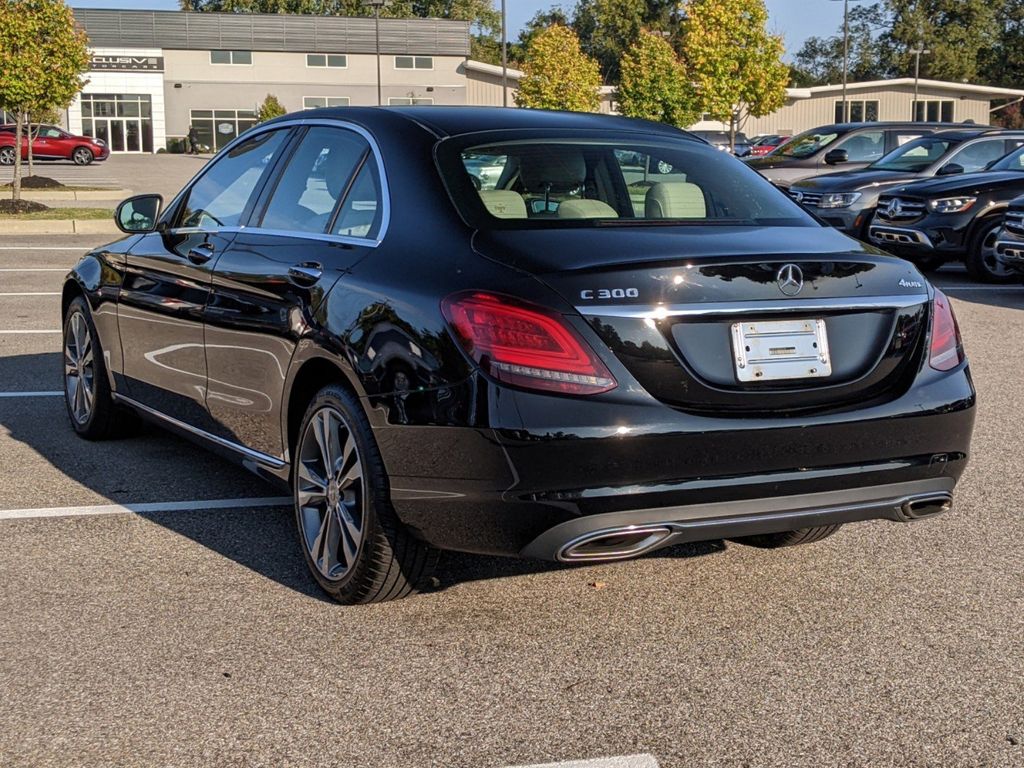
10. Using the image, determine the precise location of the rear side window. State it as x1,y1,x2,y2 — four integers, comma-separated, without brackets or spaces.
177,129,287,230
260,126,368,234
439,136,813,229
332,160,383,239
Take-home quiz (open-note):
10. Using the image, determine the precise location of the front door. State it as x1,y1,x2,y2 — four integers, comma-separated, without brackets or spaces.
204,124,383,459
118,128,292,431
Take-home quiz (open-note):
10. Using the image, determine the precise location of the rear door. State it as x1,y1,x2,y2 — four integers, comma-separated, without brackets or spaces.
203,123,385,459
117,127,291,430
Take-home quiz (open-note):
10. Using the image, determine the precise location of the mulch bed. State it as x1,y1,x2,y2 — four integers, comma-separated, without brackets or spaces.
0,199,50,214
1,175,65,190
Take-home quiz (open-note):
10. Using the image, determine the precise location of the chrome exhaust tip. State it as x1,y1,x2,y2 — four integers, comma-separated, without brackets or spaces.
558,525,674,562
900,493,953,521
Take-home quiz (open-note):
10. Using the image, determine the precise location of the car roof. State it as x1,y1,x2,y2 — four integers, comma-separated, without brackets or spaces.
278,106,694,141
928,127,1024,140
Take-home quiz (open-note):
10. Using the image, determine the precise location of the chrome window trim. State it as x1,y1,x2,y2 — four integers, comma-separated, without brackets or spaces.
576,295,927,319
166,116,391,248
113,393,287,469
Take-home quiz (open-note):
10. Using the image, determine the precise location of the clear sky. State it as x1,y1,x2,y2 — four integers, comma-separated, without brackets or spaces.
69,0,845,57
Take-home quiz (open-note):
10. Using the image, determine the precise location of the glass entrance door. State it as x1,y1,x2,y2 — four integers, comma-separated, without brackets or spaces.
89,118,142,153
81,95,153,153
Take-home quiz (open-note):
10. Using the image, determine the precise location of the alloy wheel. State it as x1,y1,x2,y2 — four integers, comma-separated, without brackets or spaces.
296,406,365,581
73,147,93,165
0,147,14,165
980,226,1013,279
64,311,95,425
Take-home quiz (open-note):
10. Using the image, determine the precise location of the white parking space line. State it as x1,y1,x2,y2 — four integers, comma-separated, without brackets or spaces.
0,391,62,398
0,247,93,251
508,756,659,768
0,268,69,271
0,292,61,297
0,329,61,334
0,496,291,522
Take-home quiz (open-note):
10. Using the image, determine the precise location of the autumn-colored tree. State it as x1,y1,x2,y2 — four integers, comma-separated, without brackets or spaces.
515,25,601,112
679,0,788,150
617,30,699,128
257,93,287,122
0,0,90,201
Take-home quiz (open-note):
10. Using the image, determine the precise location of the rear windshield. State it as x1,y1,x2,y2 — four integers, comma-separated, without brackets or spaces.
870,136,957,172
776,129,842,158
442,137,814,229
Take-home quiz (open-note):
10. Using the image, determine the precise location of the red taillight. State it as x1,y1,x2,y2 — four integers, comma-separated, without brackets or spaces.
929,289,964,371
441,292,617,395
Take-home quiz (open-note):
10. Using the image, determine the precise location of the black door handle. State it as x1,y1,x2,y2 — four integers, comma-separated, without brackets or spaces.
288,262,323,286
187,242,215,265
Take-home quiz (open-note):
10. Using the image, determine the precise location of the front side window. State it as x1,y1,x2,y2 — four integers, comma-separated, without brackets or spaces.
177,129,287,230
439,136,813,230
260,127,369,235
777,130,841,158
947,139,1009,172
834,130,885,162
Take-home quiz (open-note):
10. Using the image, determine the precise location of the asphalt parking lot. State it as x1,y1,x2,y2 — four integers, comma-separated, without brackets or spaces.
0,235,1022,768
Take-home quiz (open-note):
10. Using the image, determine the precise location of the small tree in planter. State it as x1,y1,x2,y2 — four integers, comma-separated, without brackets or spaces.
0,0,89,203
257,94,287,123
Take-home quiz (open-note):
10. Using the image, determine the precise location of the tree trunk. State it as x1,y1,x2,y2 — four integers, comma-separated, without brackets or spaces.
12,111,24,201
27,113,35,177
729,114,737,153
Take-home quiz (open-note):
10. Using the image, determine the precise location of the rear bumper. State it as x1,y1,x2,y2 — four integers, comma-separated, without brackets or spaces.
522,478,954,561
381,364,976,558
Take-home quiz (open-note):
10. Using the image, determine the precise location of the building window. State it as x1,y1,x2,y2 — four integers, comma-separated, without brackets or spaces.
306,54,347,68
303,97,350,109
210,50,252,65
388,97,434,105
81,94,153,153
913,99,955,122
189,108,258,152
834,100,879,123
394,56,433,70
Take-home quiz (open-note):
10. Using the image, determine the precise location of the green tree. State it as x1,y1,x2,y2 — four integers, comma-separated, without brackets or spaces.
573,0,683,82
617,30,699,127
886,0,998,83
509,7,571,65
679,0,789,150
515,25,601,112
792,3,891,86
982,0,1024,88
257,93,287,122
0,0,90,201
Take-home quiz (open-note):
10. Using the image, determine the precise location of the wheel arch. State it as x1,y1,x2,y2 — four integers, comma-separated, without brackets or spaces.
967,205,1007,247
283,353,366,463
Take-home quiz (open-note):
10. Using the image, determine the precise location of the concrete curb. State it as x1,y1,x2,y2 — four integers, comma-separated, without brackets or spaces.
15,189,131,202
0,218,118,235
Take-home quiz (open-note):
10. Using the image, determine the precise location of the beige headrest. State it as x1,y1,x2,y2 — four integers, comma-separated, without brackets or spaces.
557,199,618,219
479,190,527,219
645,182,706,219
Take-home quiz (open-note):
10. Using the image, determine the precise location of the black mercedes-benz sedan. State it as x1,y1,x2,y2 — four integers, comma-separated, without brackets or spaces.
61,107,976,603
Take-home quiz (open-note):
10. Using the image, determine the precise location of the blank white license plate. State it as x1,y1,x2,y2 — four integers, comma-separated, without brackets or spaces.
730,318,832,383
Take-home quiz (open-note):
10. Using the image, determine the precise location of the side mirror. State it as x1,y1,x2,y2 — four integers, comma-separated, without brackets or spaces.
937,162,965,177
115,194,163,234
824,148,849,165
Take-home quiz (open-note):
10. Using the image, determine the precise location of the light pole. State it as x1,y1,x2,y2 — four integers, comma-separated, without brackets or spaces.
363,0,388,106
911,44,930,121
500,0,508,107
828,0,864,122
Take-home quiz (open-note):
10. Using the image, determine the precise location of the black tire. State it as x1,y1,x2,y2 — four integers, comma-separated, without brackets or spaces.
731,524,842,549
72,146,94,166
293,383,439,604
62,296,122,440
0,146,14,165
965,217,1015,283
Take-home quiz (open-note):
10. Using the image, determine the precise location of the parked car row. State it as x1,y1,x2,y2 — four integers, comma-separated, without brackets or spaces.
0,124,109,166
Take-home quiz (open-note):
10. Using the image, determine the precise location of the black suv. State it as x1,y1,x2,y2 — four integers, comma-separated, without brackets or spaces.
993,194,1024,278
868,143,1024,281
745,122,971,189
789,129,1024,239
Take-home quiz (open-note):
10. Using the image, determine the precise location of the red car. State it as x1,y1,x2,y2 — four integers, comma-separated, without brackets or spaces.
749,134,791,156
0,124,109,166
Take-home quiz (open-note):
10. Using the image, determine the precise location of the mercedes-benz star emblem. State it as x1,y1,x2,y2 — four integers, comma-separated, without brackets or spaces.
776,264,804,296
884,198,903,218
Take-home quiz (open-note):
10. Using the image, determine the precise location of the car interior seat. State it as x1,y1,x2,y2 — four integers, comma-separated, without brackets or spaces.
644,182,707,219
